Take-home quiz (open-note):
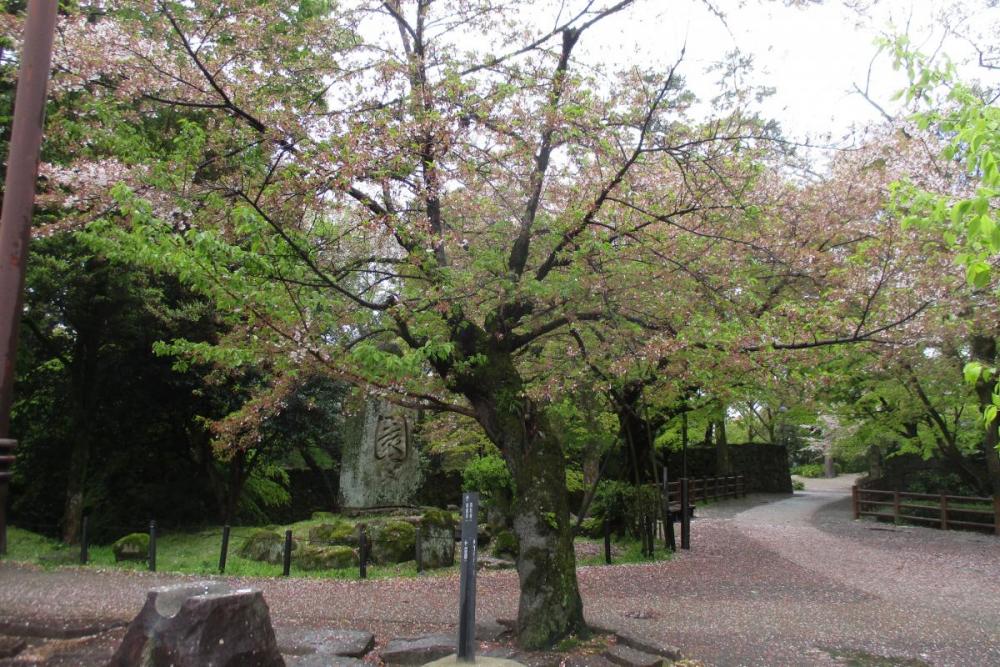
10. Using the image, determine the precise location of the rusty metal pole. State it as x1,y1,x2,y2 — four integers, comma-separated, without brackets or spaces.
0,0,59,556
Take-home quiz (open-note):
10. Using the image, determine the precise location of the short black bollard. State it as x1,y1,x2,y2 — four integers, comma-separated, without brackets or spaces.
645,516,655,558
680,477,691,550
662,466,676,551
219,525,230,574
415,524,423,574
358,524,368,579
148,520,157,572
603,518,612,564
282,529,292,576
80,515,89,565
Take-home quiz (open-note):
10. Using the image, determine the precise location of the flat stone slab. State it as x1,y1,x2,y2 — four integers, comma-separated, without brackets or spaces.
603,644,664,667
278,627,375,658
381,634,456,665
614,632,682,661
285,655,367,667
0,635,26,659
423,654,525,666
564,655,618,667
477,556,516,571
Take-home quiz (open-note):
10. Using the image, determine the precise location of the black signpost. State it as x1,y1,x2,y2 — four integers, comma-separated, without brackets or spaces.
457,491,478,662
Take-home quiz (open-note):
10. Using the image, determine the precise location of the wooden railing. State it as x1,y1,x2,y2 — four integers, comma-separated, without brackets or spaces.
663,475,745,505
852,486,1000,535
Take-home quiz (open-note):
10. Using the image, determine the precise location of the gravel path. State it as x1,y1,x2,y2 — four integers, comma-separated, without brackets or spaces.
2,476,998,666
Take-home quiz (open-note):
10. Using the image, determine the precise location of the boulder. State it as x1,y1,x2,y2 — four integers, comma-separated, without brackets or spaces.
239,530,294,565
418,509,455,569
277,627,374,660
296,545,357,571
112,533,149,562
109,582,284,667
368,520,416,564
307,520,358,547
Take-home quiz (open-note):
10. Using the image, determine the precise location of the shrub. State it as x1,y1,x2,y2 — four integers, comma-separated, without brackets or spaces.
462,454,513,498
792,463,825,478
792,479,805,491
591,480,637,534
492,529,519,558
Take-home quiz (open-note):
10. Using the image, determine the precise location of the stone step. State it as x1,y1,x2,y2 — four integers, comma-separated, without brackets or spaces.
564,654,619,667
603,644,665,667
614,631,683,661
381,634,455,665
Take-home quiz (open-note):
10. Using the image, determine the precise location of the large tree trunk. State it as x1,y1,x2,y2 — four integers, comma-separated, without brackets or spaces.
455,348,585,649
61,438,90,544
715,416,732,476
61,309,101,545
971,335,1000,496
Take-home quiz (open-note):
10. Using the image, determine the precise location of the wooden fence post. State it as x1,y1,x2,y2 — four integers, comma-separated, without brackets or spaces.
994,496,1000,537
282,530,292,576
219,525,230,574
680,478,690,550
893,491,900,523
359,524,368,579
852,486,860,519
940,495,948,531
80,515,89,565
148,520,157,572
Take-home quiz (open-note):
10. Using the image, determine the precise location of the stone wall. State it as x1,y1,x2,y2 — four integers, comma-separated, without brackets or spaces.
665,443,792,493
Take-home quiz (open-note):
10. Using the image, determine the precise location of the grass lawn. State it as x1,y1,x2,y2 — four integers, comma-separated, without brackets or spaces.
5,518,672,578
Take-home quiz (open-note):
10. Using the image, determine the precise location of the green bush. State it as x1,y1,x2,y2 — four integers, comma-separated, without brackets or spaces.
579,516,604,538
591,480,637,534
792,479,805,491
462,454,513,498
792,463,825,478
492,529,519,558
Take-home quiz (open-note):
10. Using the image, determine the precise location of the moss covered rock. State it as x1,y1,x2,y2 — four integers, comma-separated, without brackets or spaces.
369,520,416,564
418,509,456,569
297,545,357,571
492,529,519,559
112,533,149,562
238,529,294,564
308,520,358,547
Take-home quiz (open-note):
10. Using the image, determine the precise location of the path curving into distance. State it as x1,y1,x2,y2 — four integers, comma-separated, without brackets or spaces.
1,475,998,666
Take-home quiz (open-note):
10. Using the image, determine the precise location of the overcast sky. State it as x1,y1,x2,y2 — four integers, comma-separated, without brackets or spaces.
566,0,999,142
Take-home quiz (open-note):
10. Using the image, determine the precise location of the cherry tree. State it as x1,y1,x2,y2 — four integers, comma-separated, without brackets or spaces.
16,0,963,647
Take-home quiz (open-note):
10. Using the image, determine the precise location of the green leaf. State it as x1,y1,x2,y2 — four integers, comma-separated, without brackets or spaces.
964,362,984,384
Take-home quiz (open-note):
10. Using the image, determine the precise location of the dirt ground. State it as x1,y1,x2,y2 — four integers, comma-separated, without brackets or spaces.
1,475,998,666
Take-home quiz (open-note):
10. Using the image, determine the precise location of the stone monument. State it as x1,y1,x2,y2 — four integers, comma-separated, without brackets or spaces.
339,398,422,509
